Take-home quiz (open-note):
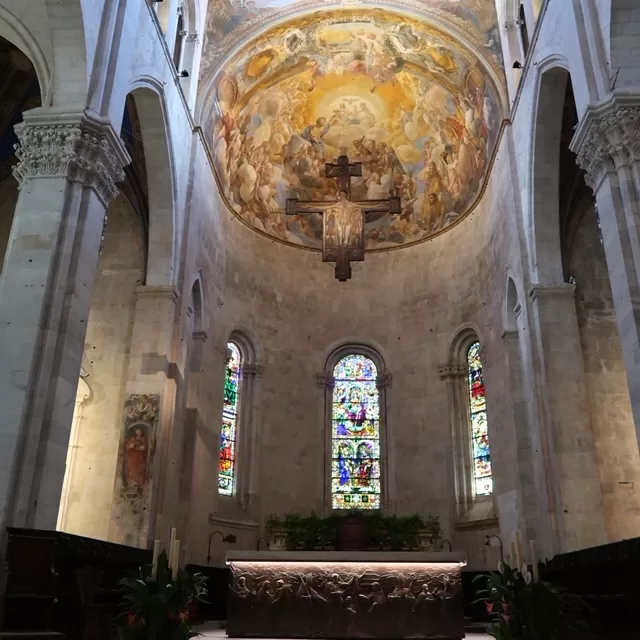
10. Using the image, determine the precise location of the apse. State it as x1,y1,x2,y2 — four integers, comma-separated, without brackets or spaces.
202,5,505,254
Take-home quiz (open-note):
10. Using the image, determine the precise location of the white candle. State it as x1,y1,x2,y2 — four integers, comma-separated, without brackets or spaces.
151,540,160,580
510,541,517,568
530,539,539,583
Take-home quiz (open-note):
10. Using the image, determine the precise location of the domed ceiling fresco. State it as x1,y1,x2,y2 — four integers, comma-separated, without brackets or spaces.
203,3,506,251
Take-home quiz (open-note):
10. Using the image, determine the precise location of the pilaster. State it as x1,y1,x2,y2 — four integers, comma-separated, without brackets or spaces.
571,91,640,448
0,108,128,531
108,284,180,548
528,283,607,552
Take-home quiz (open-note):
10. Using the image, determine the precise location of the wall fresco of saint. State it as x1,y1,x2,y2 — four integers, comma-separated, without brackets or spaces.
208,9,503,250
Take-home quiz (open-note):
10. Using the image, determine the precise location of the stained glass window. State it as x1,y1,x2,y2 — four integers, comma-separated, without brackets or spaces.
218,342,241,495
331,354,381,510
467,341,492,496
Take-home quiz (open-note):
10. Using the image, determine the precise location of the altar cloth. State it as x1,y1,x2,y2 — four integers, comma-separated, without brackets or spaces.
226,551,466,640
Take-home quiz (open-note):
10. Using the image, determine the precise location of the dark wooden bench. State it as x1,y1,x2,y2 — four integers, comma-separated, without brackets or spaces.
2,528,151,640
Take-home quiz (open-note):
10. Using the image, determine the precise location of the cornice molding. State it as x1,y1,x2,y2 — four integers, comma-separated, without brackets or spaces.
376,372,393,389
438,364,466,380
243,363,264,379
529,283,575,302
316,372,335,389
208,514,259,531
135,285,180,303
13,108,130,207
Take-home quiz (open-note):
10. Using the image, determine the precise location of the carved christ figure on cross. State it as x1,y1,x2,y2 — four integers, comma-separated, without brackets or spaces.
286,155,401,281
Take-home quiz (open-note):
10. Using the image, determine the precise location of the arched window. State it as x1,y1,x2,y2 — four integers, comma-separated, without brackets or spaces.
331,354,381,510
467,342,492,496
218,342,241,495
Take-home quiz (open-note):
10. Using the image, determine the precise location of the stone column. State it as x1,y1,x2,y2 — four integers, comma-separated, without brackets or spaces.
528,284,607,552
438,365,471,520
501,329,536,546
236,363,264,512
571,92,640,447
0,107,128,531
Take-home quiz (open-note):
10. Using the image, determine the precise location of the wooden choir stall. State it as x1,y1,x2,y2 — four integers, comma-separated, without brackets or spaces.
226,551,467,640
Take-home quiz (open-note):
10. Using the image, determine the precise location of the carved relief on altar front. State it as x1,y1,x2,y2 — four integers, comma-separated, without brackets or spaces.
227,560,463,639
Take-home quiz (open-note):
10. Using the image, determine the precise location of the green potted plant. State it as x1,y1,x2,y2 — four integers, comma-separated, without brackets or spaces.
117,550,208,640
474,561,591,640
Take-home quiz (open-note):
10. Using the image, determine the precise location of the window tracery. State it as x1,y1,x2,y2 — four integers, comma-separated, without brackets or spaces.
218,341,241,495
331,354,381,510
467,342,492,496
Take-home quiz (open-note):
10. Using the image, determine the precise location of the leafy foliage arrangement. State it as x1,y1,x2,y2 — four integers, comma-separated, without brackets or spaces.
117,550,208,640
474,561,591,640
264,512,442,550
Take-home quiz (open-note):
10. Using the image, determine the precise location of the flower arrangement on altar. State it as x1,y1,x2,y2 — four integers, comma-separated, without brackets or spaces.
117,529,208,640
475,532,591,640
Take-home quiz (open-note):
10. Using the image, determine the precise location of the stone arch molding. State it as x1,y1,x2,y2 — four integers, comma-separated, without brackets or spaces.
127,78,178,287
0,5,52,105
320,341,393,512
528,56,572,286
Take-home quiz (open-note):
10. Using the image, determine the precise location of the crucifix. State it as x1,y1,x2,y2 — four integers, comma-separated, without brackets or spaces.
286,155,401,281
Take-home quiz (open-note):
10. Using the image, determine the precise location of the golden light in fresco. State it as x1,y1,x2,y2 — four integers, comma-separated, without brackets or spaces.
209,8,504,252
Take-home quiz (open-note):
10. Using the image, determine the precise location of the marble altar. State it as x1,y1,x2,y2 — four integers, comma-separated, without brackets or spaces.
226,551,467,639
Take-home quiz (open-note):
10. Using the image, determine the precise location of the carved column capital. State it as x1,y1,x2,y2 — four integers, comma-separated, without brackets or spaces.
438,364,466,380
571,92,640,191
242,363,263,379
376,372,392,389
316,372,335,389
13,107,130,207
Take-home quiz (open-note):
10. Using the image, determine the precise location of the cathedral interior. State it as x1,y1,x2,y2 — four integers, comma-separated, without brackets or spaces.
0,0,639,638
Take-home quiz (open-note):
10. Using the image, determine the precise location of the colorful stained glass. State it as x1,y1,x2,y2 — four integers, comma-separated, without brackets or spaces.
331,355,381,510
218,342,241,495
467,342,492,496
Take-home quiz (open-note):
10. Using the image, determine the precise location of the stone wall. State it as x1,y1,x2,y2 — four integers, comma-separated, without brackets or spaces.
182,128,526,570
566,203,640,540
0,177,18,269
57,193,145,540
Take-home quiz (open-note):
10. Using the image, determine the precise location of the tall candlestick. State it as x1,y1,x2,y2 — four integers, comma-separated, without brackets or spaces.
530,539,539,582
172,540,180,580
151,540,160,580
510,541,516,568
168,527,177,570
515,530,523,569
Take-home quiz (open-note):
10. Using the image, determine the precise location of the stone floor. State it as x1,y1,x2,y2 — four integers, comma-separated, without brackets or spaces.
197,628,491,640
